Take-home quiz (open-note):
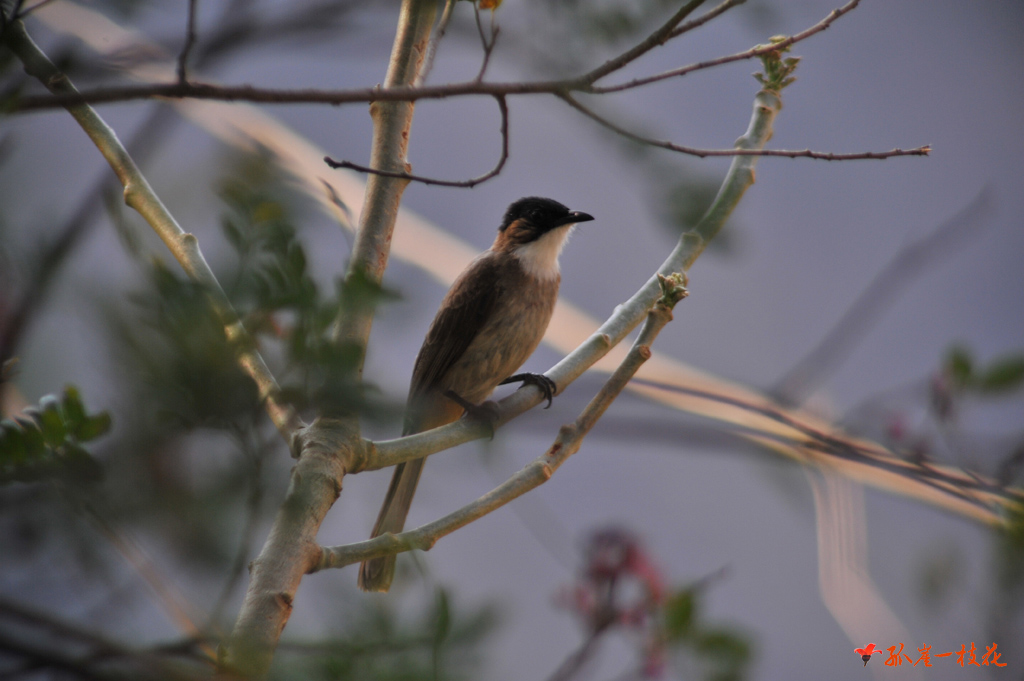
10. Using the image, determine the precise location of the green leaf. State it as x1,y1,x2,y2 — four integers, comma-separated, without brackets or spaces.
0,419,27,464
75,412,112,442
37,395,66,448
976,355,1024,394
15,417,46,457
61,385,87,432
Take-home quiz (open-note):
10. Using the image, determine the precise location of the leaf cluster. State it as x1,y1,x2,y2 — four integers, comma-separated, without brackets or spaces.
753,36,799,93
944,346,1024,396
217,150,397,420
0,385,109,484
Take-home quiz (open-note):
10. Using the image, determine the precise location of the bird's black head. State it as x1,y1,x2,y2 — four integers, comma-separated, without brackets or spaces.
498,197,594,241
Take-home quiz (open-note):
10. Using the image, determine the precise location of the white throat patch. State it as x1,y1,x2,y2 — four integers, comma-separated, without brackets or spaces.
513,224,575,280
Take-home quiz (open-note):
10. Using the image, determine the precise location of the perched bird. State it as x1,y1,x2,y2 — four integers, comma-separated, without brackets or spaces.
359,196,594,592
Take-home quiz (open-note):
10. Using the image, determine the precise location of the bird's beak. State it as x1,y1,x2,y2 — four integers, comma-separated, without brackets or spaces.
557,211,594,227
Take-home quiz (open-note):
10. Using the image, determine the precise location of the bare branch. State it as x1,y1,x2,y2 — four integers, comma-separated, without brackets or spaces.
668,0,746,39
8,0,858,111
591,0,861,94
177,0,199,84
561,92,930,160
324,94,509,187
580,0,708,85
472,2,499,82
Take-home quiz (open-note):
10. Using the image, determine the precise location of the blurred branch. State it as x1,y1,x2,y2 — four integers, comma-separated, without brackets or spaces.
1,20,304,444
323,94,509,186
316,275,689,572
0,597,210,680
772,188,994,405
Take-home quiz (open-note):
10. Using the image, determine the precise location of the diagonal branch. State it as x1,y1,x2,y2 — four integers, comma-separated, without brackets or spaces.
668,0,746,39
0,20,303,445
590,0,861,94
579,0,707,85
323,94,509,187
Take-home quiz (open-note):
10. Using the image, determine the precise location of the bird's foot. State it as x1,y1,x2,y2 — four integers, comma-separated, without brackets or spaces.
499,372,557,408
444,390,500,438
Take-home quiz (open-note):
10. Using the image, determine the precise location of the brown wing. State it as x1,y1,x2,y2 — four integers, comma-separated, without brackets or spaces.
408,254,502,400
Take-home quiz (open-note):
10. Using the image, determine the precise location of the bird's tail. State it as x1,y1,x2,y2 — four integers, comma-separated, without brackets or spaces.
357,457,425,592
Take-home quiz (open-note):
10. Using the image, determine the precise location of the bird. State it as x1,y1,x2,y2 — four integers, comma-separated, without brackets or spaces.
358,196,594,592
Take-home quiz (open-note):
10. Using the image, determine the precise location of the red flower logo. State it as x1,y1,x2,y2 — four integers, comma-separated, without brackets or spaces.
855,643,882,666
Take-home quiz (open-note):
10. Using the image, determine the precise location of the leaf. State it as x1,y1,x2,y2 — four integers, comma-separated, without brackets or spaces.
0,419,27,465
75,413,112,442
61,385,87,432
663,589,697,641
976,355,1024,394
37,395,66,448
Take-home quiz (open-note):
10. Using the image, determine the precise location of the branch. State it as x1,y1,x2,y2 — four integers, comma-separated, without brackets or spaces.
471,1,498,82
668,0,745,39
315,275,689,572
0,20,303,445
9,0,858,112
561,93,930,160
590,0,861,94
579,0,707,85
323,94,509,187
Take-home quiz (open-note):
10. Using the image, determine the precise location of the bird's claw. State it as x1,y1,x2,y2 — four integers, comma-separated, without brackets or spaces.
499,372,557,408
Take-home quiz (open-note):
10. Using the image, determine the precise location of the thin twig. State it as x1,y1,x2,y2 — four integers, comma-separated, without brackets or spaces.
668,0,745,39
324,94,509,187
561,92,930,160
177,0,199,84
472,2,498,83
415,0,456,86
580,0,707,85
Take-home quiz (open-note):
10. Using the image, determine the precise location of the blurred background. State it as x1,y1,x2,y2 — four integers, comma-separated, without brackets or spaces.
1,0,1023,679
